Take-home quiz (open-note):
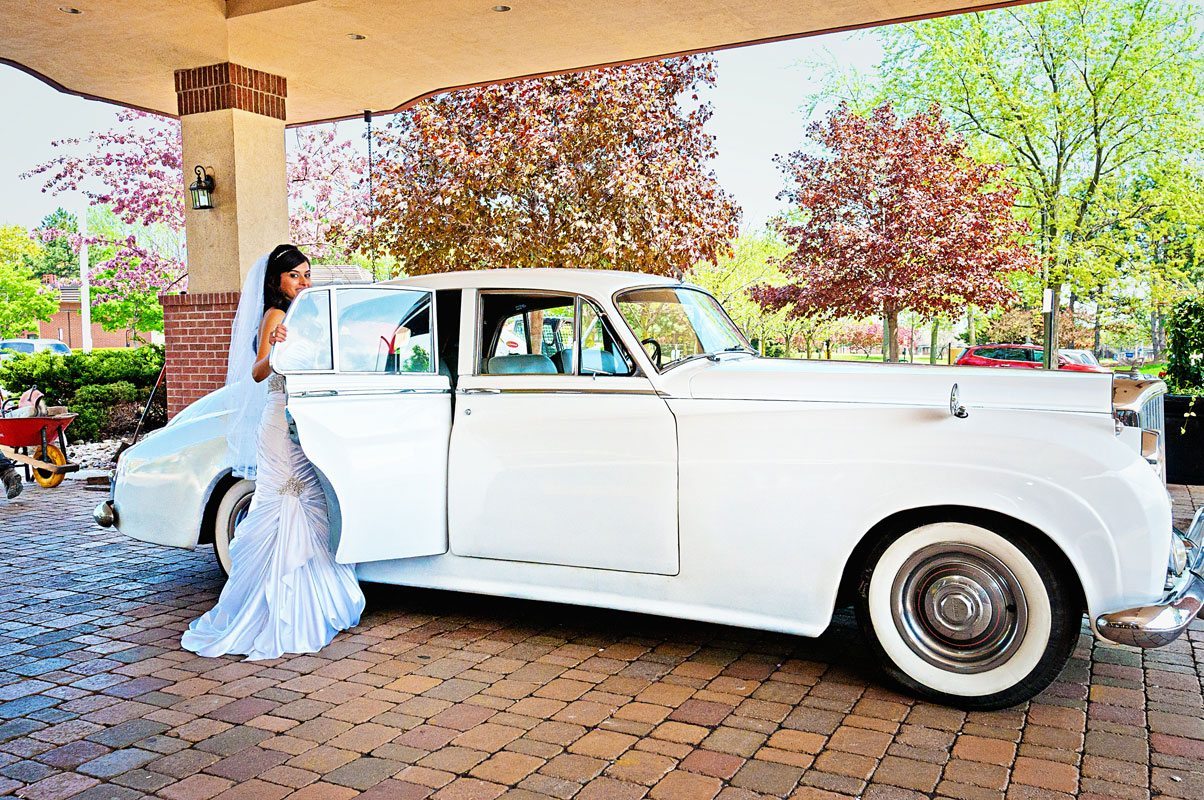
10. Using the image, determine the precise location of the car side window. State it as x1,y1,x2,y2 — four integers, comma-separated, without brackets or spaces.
337,288,434,374
479,293,575,375
274,289,334,372
576,300,635,376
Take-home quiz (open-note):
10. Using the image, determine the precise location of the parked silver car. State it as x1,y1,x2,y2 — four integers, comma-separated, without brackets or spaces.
0,338,72,359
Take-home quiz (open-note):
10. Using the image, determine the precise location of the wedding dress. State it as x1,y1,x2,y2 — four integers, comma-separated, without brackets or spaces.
181,372,365,660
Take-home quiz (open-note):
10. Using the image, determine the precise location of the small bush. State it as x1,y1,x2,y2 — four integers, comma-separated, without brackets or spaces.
0,346,165,442
70,381,140,441
1166,297,1204,395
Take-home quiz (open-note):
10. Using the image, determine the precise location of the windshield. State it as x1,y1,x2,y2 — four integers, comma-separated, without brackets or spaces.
616,286,750,371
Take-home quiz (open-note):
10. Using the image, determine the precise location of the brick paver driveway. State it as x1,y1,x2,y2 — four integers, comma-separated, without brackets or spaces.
1,483,1202,800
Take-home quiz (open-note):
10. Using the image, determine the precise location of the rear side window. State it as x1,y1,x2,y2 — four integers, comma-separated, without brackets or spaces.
337,288,434,374
1,342,34,354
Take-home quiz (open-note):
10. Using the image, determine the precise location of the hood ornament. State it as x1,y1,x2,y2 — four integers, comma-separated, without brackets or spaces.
949,383,969,419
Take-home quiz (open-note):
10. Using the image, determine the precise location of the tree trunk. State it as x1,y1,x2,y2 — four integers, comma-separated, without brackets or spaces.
930,318,940,365
884,307,899,363
1092,301,1103,357
966,307,976,347
1152,310,1165,361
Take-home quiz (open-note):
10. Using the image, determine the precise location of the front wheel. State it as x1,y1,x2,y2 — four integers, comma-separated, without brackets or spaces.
212,479,254,576
33,444,67,489
855,521,1080,710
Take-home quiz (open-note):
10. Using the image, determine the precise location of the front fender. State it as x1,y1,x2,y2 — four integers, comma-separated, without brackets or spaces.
846,455,1170,622
671,400,1171,635
112,409,230,549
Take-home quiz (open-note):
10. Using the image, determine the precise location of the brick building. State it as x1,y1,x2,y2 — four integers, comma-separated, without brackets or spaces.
35,283,161,349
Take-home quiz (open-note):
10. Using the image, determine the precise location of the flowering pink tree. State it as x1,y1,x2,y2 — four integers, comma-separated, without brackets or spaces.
22,110,187,335
834,320,916,358
287,125,369,261
23,111,369,334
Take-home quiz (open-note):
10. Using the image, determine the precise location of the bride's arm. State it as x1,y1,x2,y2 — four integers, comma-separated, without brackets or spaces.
251,308,286,383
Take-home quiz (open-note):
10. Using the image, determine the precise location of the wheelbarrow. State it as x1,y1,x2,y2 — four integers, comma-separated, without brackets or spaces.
0,414,79,489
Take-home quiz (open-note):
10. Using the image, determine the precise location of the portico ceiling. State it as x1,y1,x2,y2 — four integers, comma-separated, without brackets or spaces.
3,1,1031,125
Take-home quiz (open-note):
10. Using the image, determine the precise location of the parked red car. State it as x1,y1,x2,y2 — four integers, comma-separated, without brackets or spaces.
956,344,1111,373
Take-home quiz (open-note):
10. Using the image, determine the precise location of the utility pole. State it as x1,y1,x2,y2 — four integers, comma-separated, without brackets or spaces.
79,205,92,353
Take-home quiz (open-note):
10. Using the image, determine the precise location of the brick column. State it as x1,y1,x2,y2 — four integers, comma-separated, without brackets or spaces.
161,293,239,418
165,62,288,417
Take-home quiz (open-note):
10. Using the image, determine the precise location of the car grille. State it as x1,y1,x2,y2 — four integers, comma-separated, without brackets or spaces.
1139,393,1165,437
1116,393,1165,437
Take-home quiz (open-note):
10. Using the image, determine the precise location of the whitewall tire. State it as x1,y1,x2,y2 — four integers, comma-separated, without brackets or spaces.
212,479,255,576
855,521,1080,710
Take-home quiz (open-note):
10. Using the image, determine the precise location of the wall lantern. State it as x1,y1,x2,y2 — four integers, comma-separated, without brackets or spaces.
189,166,215,210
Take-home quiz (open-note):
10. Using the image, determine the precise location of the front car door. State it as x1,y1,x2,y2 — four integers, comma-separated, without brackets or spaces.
449,291,679,575
271,285,452,564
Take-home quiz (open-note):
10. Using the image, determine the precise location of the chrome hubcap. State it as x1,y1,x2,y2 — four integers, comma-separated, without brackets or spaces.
891,544,1028,673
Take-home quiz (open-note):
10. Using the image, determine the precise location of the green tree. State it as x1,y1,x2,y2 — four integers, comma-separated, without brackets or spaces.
0,263,59,337
875,0,1203,357
0,225,43,272
30,208,79,279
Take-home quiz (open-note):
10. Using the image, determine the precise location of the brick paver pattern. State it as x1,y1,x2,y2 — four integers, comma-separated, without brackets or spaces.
0,483,1202,800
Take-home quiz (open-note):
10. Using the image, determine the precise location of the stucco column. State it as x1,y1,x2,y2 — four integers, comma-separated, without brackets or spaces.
177,63,289,292
164,62,288,416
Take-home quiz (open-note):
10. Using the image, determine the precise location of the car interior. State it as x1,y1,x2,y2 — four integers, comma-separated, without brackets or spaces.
475,292,635,377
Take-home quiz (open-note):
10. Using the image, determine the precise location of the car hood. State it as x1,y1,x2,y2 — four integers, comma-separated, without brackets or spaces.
685,356,1114,414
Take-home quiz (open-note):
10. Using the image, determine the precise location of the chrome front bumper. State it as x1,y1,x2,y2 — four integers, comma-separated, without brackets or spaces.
1096,507,1204,648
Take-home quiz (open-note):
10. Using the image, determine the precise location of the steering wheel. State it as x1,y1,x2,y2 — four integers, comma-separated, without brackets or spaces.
640,338,662,370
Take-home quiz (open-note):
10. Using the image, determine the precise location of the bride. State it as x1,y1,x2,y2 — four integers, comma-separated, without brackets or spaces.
182,244,365,661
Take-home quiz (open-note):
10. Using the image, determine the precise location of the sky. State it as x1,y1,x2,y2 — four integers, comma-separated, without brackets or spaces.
0,30,882,232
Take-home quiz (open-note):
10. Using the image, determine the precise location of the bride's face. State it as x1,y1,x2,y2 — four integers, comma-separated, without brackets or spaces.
279,261,312,300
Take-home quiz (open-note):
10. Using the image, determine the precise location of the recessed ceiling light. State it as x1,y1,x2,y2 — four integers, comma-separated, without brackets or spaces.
347,33,366,40
492,5,511,11
58,6,82,13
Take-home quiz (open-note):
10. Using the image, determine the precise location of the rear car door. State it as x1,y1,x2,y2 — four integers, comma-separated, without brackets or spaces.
271,285,452,564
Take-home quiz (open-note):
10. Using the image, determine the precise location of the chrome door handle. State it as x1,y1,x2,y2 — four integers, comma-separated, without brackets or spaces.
461,388,501,395
293,389,337,398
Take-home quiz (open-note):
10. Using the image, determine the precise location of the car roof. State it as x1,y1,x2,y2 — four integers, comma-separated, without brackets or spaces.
974,343,1041,350
382,268,683,296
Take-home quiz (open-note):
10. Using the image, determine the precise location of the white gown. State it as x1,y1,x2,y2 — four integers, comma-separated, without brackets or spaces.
182,373,365,661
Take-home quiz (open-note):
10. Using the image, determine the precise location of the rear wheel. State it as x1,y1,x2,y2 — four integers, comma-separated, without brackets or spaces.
855,521,1080,710
212,479,254,576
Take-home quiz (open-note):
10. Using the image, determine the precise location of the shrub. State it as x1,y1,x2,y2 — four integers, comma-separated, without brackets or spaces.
71,381,140,441
0,346,165,442
1166,297,1204,395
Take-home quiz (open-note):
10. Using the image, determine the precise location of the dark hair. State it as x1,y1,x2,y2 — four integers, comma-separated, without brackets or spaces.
263,244,309,313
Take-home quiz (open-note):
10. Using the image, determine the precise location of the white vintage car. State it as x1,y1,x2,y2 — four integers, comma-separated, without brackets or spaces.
97,269,1203,709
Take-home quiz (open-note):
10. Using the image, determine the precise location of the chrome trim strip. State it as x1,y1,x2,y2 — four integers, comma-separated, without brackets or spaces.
456,387,658,396
291,387,450,399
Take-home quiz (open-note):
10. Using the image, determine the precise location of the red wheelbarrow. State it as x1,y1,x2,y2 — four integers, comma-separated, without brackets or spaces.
0,414,79,488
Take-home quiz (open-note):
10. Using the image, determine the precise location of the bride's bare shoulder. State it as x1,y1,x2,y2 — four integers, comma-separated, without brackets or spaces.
260,307,285,329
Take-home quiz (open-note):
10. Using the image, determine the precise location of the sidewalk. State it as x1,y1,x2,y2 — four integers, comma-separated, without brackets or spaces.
0,482,1200,800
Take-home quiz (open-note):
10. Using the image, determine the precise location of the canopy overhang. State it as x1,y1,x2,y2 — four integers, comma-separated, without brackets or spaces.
4,0,1031,125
